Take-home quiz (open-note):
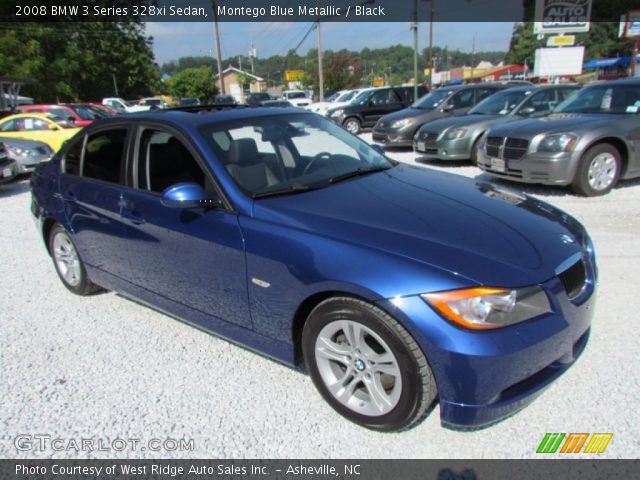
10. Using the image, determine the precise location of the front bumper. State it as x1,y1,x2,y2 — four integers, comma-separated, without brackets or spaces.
372,126,414,147
477,148,580,186
413,136,472,161
375,254,596,428
0,158,18,184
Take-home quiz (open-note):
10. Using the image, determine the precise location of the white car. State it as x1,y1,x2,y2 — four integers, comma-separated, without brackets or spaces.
306,89,362,116
102,97,151,114
282,90,311,107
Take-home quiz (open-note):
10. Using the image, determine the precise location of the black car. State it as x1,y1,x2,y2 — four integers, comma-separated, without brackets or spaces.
246,92,272,106
179,97,201,107
372,83,511,148
213,95,237,105
327,86,428,135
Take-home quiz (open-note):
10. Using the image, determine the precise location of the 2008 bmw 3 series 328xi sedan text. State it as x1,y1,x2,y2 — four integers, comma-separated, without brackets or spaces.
30,106,596,431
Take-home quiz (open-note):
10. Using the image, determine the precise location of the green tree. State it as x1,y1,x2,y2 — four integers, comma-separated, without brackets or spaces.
0,21,160,102
166,67,217,101
504,23,544,66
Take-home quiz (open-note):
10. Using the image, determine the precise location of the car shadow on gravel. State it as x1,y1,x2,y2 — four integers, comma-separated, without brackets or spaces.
473,173,640,199
415,156,472,169
0,178,30,198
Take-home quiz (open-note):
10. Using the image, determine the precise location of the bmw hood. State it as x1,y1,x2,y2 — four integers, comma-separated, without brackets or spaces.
253,165,587,288
488,113,614,137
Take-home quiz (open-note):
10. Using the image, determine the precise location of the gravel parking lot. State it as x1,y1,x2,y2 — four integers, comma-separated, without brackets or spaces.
1,133,639,459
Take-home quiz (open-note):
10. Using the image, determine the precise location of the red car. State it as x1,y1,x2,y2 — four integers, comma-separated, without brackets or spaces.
19,104,103,127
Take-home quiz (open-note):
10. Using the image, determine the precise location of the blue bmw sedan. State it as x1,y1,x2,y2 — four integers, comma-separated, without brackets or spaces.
30,107,596,431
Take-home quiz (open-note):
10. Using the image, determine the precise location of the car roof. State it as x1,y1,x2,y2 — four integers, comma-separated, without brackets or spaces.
89,106,307,129
583,78,640,87
1,112,57,121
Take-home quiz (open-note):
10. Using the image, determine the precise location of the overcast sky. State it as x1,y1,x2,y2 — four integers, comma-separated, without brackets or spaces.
147,22,516,66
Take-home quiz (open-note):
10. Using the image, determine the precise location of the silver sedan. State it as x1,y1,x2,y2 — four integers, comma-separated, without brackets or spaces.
477,78,640,196
0,137,53,174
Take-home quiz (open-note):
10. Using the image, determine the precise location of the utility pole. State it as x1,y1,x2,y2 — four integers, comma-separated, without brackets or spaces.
412,0,418,98
428,0,435,90
212,0,225,94
470,33,476,83
249,41,256,74
316,0,324,101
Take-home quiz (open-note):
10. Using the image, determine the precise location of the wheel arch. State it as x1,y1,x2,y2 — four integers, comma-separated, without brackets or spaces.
291,290,378,367
42,217,58,256
583,137,630,177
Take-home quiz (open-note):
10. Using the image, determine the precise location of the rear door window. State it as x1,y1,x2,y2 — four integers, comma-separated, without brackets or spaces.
82,128,127,184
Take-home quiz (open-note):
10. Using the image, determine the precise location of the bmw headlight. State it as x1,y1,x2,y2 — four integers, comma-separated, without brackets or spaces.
537,133,578,153
391,118,414,129
444,127,468,140
422,286,550,330
330,109,344,118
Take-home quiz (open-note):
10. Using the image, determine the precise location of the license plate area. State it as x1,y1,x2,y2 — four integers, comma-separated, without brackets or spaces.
417,141,426,151
490,157,506,172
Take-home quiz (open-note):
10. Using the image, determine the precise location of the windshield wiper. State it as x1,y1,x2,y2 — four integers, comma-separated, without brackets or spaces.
328,166,391,184
253,183,322,199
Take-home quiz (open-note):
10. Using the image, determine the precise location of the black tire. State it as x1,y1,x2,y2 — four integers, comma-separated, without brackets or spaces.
470,135,483,166
571,144,621,197
302,297,437,431
343,117,361,135
48,224,100,295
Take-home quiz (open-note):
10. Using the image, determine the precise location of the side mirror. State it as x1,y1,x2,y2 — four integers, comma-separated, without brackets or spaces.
160,182,217,209
519,107,536,116
49,124,59,131
443,104,455,112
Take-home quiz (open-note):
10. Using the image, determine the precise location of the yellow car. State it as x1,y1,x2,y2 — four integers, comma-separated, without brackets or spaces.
0,113,81,152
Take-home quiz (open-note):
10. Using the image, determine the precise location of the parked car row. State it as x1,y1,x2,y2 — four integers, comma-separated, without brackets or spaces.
345,78,640,197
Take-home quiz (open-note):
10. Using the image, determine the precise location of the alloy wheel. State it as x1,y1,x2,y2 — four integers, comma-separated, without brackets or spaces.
314,319,402,416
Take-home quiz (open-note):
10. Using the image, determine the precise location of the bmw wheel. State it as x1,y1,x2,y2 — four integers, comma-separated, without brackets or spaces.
49,224,99,295
343,118,361,135
572,144,621,197
302,297,437,431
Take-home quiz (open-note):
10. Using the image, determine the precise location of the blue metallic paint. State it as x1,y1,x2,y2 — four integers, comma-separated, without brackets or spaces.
30,109,596,428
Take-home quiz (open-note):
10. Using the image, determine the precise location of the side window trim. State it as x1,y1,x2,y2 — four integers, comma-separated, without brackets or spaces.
61,133,86,176
130,123,235,212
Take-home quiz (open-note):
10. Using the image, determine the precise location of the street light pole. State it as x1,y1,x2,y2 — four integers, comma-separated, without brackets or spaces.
316,0,324,101
428,0,435,90
412,0,418,98
211,0,225,94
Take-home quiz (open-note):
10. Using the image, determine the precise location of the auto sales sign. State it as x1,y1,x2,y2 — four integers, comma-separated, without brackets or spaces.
534,0,592,34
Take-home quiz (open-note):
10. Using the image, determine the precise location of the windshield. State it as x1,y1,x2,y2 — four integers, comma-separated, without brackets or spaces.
286,92,306,99
554,84,640,114
412,89,453,110
325,92,341,102
469,89,530,115
199,113,392,198
70,105,102,120
340,90,359,102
